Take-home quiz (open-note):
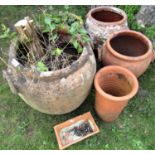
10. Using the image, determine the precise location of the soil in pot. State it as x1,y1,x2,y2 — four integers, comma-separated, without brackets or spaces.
16,32,81,71
91,9,123,22
110,35,148,57
43,41,80,71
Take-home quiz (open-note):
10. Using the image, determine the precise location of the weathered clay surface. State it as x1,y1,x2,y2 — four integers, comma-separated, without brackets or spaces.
85,6,128,46
4,42,96,115
136,6,155,26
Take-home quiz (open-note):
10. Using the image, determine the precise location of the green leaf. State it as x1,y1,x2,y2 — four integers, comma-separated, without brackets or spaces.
64,5,69,10
53,17,61,24
10,32,17,38
145,26,155,40
49,33,58,42
69,25,77,34
56,48,62,56
0,24,17,40
44,16,51,26
77,45,83,54
52,48,62,56
0,34,8,39
69,22,79,34
72,40,79,49
37,61,48,72
82,36,91,43
50,24,56,31
42,27,50,33
79,28,87,35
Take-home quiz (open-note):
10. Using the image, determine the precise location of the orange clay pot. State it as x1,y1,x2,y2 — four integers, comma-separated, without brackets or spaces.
94,66,139,122
101,30,154,77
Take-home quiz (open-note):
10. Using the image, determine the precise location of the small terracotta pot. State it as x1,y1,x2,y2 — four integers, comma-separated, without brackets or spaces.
94,66,139,122
101,30,153,77
85,6,128,46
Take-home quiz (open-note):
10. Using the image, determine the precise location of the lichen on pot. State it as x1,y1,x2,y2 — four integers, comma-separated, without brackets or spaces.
3,10,96,115
101,30,154,77
85,6,128,46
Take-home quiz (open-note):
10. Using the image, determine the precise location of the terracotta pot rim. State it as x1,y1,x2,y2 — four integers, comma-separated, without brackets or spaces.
106,30,153,61
94,65,139,101
87,6,127,25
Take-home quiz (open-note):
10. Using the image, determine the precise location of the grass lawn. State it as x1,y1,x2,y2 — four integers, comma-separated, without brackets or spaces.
0,6,155,150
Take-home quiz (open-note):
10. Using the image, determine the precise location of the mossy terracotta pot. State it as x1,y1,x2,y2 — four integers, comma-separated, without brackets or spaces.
85,6,128,46
94,66,139,122
101,30,154,77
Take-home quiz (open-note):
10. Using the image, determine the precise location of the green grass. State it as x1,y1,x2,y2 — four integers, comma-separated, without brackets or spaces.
0,6,155,150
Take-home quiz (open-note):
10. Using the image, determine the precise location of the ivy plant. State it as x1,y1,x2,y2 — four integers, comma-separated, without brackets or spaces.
41,6,90,54
36,61,48,72
0,24,16,39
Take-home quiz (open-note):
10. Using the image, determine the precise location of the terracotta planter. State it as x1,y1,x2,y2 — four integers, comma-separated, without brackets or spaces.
101,30,154,77
94,66,139,122
85,6,128,46
3,41,96,115
54,112,100,149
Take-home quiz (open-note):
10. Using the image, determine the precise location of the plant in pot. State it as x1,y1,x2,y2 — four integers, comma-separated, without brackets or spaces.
1,8,96,115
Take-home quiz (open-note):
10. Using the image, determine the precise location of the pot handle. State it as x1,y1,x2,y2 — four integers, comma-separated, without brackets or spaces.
3,70,18,94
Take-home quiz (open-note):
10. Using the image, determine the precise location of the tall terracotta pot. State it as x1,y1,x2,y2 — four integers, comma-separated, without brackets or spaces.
85,6,128,46
101,30,154,77
94,66,139,122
